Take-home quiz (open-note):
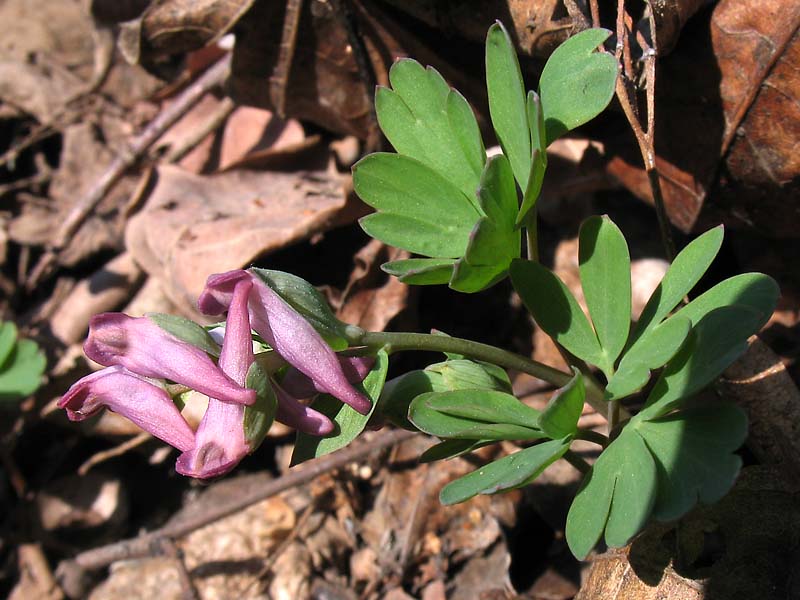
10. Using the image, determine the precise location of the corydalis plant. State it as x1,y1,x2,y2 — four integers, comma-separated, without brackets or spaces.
59,21,779,561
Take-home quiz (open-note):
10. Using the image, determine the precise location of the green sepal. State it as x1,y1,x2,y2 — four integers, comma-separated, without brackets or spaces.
147,313,221,357
249,268,349,351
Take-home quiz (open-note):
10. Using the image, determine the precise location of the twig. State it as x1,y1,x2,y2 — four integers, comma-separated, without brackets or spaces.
25,55,232,291
588,0,600,28
61,429,415,573
164,97,236,164
614,0,675,261
271,0,304,117
78,432,151,476
160,540,200,600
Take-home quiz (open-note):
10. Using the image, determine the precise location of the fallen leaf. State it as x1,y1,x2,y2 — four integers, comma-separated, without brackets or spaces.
125,165,351,316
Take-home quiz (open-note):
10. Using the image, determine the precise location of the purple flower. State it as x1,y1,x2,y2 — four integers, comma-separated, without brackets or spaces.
58,365,196,453
176,279,255,478
198,270,371,415
273,381,335,435
84,313,256,406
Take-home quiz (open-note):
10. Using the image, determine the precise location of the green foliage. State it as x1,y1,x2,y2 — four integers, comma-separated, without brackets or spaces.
566,428,657,559
440,437,570,505
509,258,605,366
486,21,532,191
375,59,485,201
408,389,543,440
539,28,618,144
377,358,511,430
147,313,221,357
538,367,585,439
355,21,617,292
250,268,350,351
291,350,389,464
450,154,521,292
0,321,46,403
578,216,631,375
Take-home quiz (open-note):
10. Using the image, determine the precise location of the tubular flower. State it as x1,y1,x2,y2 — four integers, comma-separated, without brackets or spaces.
84,313,256,406
176,279,255,478
273,380,335,435
198,269,371,415
58,365,196,453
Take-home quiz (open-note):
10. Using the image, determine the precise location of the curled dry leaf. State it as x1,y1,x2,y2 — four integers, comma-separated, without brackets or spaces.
336,239,411,333
125,165,351,316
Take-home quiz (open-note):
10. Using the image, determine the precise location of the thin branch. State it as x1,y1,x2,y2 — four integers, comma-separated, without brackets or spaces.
26,55,232,291
588,0,601,28
614,0,675,261
60,429,415,574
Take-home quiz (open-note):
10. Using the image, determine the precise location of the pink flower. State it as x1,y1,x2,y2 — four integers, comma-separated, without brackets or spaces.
176,279,255,478
84,313,255,406
59,365,195,453
198,270,371,415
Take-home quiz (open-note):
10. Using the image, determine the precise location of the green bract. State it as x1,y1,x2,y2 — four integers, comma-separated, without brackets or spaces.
291,350,389,465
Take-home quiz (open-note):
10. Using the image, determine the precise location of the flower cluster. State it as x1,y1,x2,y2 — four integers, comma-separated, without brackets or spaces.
59,270,372,479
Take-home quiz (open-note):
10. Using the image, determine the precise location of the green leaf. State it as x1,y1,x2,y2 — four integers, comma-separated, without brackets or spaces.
510,259,604,366
291,350,389,465
605,316,691,400
416,389,540,428
250,268,350,351
147,313,221,357
641,306,765,419
631,226,724,344
450,154,521,292
419,438,493,463
243,360,278,450
566,429,657,559
0,334,46,402
354,153,481,257
516,92,547,225
0,322,16,366
381,258,454,285
486,21,532,190
671,272,778,332
440,437,571,504
539,28,617,144
578,216,631,374
539,367,585,439
375,60,485,200
633,402,746,522
377,369,446,430
409,390,543,440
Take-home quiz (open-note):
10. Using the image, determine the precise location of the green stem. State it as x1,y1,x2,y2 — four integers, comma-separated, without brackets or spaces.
563,450,591,474
525,210,539,263
608,399,620,437
352,329,615,417
575,429,608,448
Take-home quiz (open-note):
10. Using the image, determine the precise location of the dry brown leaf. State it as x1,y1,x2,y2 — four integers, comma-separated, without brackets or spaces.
608,0,800,236
337,240,411,332
125,165,350,316
720,336,800,475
